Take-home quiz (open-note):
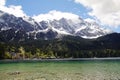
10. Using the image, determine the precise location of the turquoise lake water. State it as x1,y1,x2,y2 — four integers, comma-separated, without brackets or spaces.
0,60,120,80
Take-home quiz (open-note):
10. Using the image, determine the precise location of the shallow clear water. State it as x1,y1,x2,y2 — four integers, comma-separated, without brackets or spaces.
0,60,120,80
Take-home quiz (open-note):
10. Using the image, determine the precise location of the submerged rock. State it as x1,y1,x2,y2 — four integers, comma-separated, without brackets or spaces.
8,71,20,75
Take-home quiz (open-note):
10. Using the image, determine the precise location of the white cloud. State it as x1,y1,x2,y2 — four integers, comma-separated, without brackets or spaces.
75,0,120,27
33,10,81,23
0,0,6,6
0,0,26,17
84,18,96,23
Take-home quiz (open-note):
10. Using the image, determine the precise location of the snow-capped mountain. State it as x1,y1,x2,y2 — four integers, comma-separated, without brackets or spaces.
0,10,59,41
0,10,112,42
43,18,112,39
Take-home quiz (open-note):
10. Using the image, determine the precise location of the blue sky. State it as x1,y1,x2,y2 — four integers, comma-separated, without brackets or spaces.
1,0,120,32
6,0,89,18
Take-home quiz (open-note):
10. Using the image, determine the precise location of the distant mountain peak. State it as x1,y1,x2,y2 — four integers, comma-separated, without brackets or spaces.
45,17,112,39
0,10,113,42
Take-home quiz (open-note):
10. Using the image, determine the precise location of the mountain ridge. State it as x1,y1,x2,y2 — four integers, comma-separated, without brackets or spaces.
0,10,113,42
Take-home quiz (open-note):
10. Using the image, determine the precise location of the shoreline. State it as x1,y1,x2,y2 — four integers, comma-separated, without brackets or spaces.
0,57,120,62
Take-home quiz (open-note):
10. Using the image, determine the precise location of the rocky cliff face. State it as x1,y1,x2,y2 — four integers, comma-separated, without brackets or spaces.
0,10,112,42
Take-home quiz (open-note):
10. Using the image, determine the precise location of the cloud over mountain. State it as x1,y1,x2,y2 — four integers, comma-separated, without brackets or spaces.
33,10,81,23
1,0,120,31
0,0,26,17
75,0,120,27
0,0,6,6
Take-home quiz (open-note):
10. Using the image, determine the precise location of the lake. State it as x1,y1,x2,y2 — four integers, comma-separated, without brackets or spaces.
0,59,120,80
